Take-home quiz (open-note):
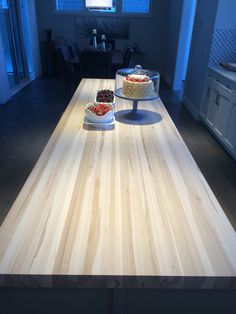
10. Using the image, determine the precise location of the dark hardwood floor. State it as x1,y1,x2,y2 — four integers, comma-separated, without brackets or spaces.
0,77,235,230
161,84,236,229
0,78,72,224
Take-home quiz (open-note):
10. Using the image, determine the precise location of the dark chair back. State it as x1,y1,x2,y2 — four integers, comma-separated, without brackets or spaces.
59,46,71,62
79,51,112,78
106,39,115,50
56,47,70,76
56,47,81,96
68,45,75,59
123,47,134,68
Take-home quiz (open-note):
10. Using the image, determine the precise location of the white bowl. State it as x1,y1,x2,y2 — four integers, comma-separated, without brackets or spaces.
85,103,114,123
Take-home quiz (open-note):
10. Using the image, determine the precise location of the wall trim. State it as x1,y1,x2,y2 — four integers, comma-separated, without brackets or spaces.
183,95,200,121
163,72,172,88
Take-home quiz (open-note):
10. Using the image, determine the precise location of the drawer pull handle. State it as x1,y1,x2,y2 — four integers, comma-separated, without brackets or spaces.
207,87,211,98
216,94,221,106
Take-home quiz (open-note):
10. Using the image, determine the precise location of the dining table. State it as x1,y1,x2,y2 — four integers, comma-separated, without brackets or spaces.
0,79,236,313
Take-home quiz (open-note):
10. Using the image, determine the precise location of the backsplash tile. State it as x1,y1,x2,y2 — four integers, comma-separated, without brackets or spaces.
209,29,236,66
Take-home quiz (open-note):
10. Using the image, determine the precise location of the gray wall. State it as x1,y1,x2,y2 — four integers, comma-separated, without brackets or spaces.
215,0,236,29
209,0,236,66
35,0,170,72
164,0,184,87
183,0,236,119
164,0,197,91
183,0,219,119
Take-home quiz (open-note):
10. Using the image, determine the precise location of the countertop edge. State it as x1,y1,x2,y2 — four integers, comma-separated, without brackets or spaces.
0,275,236,290
207,65,236,88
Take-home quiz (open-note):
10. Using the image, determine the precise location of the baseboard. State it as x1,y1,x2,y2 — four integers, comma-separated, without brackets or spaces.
183,96,200,121
201,119,236,161
163,72,172,88
11,78,34,96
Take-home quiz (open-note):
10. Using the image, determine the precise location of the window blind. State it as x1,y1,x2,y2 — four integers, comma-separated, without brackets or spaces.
56,0,84,11
122,0,150,13
85,0,113,8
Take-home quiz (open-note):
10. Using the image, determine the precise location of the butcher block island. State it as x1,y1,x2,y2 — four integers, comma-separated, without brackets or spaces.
0,78,236,289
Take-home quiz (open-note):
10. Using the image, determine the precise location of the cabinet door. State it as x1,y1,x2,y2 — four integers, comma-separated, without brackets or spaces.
213,89,233,139
206,83,233,139
200,77,213,119
206,88,219,129
225,104,236,154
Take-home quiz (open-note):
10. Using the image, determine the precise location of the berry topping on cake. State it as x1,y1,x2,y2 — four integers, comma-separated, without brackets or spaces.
125,74,150,83
122,74,154,98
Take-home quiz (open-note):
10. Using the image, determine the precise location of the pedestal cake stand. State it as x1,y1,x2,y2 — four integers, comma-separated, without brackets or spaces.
114,88,158,120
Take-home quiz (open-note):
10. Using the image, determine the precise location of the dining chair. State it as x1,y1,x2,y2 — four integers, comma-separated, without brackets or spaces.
67,44,80,72
68,45,76,59
123,47,135,67
56,47,81,96
79,50,112,78
111,47,135,77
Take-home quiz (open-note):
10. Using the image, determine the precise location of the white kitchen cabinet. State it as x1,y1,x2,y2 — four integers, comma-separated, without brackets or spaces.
200,74,213,119
201,67,236,159
206,82,233,139
205,86,217,129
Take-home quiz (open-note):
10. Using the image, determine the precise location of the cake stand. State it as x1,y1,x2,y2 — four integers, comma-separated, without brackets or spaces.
114,88,158,120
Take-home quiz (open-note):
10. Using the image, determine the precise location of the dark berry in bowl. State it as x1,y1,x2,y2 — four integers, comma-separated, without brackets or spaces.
96,89,114,103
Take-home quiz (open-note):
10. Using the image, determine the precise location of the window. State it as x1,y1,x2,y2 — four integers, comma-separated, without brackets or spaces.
122,0,150,13
0,0,8,9
55,0,150,15
56,0,84,12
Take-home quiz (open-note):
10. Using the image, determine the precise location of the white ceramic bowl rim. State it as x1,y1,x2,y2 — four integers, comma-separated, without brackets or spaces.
85,103,114,116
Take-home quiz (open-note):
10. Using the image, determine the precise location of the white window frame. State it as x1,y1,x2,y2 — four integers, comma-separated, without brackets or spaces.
54,0,152,17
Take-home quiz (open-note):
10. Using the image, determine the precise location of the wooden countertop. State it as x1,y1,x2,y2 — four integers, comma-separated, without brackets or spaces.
0,79,236,289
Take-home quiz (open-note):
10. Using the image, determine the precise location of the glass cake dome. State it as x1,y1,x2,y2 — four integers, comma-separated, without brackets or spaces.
115,65,160,96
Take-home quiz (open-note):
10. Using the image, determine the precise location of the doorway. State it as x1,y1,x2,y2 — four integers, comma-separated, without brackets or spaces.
173,0,197,92
0,0,29,90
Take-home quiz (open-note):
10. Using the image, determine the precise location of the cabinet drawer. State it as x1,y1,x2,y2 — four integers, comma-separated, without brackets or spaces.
200,79,213,119
214,91,232,138
214,79,232,93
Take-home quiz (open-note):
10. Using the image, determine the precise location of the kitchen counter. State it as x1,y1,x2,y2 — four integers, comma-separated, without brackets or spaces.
207,65,236,89
0,79,236,290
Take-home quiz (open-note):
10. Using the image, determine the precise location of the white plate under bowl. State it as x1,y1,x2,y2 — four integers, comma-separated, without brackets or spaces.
84,117,115,128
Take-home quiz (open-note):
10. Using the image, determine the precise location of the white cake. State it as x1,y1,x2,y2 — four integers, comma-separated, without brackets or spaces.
123,74,154,98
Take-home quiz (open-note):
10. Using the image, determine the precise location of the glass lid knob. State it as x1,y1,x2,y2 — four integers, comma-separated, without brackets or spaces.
135,65,142,74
